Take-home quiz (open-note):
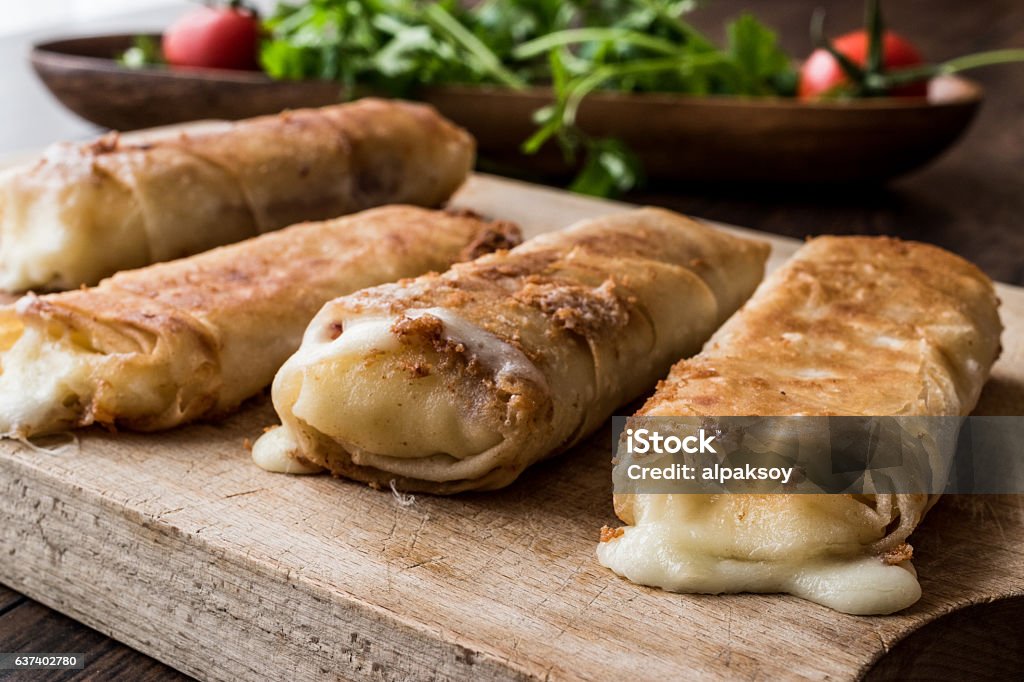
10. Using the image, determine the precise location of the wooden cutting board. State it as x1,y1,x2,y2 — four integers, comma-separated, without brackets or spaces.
1,171,1022,681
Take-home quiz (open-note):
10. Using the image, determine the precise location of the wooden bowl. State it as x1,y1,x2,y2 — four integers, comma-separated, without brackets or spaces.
30,34,343,130
423,78,982,183
32,33,983,184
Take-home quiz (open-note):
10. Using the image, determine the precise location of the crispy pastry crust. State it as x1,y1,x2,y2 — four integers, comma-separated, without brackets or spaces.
642,236,1002,417
614,236,1003,555
0,99,475,291
273,207,770,492
0,206,518,435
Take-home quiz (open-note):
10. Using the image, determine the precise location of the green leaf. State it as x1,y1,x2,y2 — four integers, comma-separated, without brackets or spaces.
422,3,526,88
725,13,795,95
373,25,434,76
513,27,681,60
569,137,643,197
118,35,163,69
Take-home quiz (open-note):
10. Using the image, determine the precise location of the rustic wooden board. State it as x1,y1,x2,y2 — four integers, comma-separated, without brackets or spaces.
1,171,1022,681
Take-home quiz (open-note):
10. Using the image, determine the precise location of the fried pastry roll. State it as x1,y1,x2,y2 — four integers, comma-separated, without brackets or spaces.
0,99,474,291
597,237,1002,614
0,206,517,437
256,208,769,492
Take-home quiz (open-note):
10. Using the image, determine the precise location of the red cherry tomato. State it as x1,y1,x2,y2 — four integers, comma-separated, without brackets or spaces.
799,30,927,99
162,5,260,71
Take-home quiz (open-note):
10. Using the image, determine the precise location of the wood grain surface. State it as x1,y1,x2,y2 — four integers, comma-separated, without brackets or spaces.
2,1,1023,678
0,174,1022,682
0,586,20,613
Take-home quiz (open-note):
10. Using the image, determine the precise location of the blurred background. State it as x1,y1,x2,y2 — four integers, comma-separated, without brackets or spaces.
3,1,189,151
1,0,1022,285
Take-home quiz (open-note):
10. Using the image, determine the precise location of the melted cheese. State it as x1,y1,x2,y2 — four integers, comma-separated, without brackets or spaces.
0,312,176,437
597,494,922,615
251,426,324,474
272,308,539,463
597,521,921,615
0,326,90,437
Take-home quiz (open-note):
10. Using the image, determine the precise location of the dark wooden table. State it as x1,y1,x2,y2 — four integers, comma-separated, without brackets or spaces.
1,1,1022,680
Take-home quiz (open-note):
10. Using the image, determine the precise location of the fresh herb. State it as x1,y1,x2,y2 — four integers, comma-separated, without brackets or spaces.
569,137,643,197
118,35,164,69
517,7,794,193
257,0,795,197
259,0,529,95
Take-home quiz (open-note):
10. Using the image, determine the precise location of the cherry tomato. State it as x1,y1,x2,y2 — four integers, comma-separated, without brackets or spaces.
799,30,927,99
163,4,260,71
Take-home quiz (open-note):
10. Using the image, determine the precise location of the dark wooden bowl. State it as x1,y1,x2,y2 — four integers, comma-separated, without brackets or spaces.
30,34,343,130
31,33,983,184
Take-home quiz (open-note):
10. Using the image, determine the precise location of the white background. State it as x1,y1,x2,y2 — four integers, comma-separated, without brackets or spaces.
3,1,184,37
2,1,280,36
0,1,274,153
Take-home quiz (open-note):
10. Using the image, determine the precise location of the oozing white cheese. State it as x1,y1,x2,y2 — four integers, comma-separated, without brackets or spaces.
597,500,922,616
251,426,324,474
0,326,89,437
271,307,540,466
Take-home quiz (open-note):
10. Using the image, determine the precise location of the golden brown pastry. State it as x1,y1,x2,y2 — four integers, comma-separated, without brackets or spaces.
0,99,474,291
0,206,518,437
255,208,769,492
598,236,1003,614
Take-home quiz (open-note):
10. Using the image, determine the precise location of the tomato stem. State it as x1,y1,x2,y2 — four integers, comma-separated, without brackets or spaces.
810,8,865,84
864,0,884,76
942,48,1024,74
870,48,1024,87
